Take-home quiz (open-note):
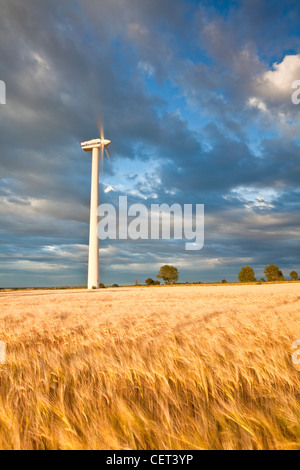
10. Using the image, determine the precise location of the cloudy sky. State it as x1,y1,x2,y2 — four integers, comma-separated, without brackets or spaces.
0,0,299,287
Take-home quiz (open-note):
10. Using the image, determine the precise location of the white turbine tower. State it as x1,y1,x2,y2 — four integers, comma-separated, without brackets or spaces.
81,128,111,290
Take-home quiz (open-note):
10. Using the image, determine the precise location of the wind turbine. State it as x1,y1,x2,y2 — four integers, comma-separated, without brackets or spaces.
81,127,111,290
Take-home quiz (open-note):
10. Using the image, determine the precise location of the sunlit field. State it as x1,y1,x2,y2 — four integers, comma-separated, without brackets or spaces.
0,284,299,450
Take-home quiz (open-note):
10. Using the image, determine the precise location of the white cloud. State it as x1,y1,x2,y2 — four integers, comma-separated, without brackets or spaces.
251,54,300,105
1,259,69,273
104,185,116,194
138,61,155,77
247,55,300,133
248,97,267,112
259,55,300,97
128,23,148,37
230,186,279,210
42,244,88,259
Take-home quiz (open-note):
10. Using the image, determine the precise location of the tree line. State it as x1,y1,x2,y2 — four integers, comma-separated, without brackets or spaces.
238,265,298,283
144,264,299,286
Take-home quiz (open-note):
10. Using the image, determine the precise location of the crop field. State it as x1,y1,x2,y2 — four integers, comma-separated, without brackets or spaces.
0,284,299,450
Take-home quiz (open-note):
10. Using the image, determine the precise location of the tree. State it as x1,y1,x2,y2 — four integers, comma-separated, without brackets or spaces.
157,265,179,284
145,278,154,286
222,280,227,284
290,271,299,281
264,265,284,282
238,266,256,283
154,281,161,286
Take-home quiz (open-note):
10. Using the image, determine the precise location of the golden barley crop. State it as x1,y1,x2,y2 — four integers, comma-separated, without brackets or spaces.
0,284,299,450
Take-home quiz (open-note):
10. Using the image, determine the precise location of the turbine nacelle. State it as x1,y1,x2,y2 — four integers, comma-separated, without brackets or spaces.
81,138,111,152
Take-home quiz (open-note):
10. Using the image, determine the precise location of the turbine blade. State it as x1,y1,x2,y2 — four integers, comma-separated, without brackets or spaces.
95,114,104,141
100,123,104,141
105,147,110,161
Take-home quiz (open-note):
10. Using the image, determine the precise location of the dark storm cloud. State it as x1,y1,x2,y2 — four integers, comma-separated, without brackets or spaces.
0,0,299,287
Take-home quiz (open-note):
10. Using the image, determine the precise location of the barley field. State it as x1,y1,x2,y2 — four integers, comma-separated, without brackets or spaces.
0,284,299,450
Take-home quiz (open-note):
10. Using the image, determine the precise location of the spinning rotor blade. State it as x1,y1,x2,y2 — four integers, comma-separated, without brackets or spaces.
105,147,110,161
